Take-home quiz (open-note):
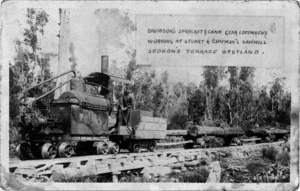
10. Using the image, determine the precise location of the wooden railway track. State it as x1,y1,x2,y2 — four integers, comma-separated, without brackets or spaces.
9,141,285,181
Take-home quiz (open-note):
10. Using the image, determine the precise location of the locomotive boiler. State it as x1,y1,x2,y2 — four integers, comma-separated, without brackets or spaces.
16,56,167,160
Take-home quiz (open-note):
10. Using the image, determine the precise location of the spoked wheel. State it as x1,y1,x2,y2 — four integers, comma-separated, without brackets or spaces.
96,142,109,155
58,142,74,158
107,141,120,154
16,142,34,160
41,143,57,159
133,144,141,153
148,142,157,152
269,135,276,142
266,135,275,143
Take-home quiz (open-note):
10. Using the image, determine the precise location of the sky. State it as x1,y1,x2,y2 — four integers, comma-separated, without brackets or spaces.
2,4,295,91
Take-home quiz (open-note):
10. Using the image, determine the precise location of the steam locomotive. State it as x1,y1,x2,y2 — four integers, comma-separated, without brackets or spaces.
16,56,167,160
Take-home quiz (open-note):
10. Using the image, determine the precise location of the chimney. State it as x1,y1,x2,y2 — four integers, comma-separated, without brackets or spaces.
101,55,109,73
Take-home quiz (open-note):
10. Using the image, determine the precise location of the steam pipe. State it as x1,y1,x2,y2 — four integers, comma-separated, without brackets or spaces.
24,70,76,108
25,70,76,92
27,79,73,108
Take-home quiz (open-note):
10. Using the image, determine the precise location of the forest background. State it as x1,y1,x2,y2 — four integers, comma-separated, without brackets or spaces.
8,9,291,157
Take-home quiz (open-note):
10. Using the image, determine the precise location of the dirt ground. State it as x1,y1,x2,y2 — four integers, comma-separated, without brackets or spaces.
220,146,289,183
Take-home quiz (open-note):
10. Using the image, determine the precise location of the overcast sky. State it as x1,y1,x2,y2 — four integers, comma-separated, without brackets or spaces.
2,5,294,90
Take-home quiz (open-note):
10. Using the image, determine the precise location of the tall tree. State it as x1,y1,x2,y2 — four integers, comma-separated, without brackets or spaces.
125,50,137,81
130,66,156,112
187,86,206,125
152,71,170,117
255,86,273,126
227,66,239,125
202,66,226,121
9,8,53,157
236,67,256,131
10,9,53,111
269,77,290,125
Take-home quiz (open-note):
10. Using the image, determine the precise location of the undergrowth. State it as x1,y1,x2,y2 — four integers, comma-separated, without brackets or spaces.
52,173,112,182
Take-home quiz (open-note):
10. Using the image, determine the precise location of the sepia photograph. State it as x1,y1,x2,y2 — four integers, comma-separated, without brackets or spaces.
1,1,299,190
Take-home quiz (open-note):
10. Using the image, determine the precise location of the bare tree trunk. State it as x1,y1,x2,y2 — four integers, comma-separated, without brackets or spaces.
227,102,233,126
205,95,209,121
205,90,213,121
54,9,72,99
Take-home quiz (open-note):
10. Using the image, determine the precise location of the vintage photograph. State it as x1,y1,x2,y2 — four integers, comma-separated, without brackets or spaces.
1,1,299,190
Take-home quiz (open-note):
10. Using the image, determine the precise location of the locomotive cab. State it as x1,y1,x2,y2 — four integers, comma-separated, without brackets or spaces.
83,72,111,97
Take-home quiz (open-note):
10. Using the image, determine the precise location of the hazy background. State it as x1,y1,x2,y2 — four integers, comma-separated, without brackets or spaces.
2,7,292,90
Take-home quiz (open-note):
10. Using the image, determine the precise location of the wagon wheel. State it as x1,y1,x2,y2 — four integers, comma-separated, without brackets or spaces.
96,142,109,155
266,135,275,143
58,142,74,158
108,141,120,154
148,142,157,152
16,142,34,160
133,144,141,153
269,135,276,142
41,143,57,159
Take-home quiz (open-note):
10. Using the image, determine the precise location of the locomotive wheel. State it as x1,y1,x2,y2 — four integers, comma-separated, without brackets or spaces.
107,141,120,154
184,143,194,149
96,142,109,155
148,142,156,152
58,142,74,158
16,142,34,160
41,143,57,159
133,144,141,153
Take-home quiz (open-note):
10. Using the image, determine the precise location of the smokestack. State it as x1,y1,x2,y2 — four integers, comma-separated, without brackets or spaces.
101,55,109,73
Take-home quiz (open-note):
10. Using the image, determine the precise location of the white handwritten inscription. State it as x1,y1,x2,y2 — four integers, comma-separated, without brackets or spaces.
136,15,284,68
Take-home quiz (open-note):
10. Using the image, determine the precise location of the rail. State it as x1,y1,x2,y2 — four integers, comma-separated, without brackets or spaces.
9,141,284,180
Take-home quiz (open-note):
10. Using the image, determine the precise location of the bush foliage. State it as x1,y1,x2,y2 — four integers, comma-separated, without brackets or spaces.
9,9,291,160
262,146,290,166
262,146,278,162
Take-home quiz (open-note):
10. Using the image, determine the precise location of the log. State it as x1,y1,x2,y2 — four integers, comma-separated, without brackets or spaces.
188,125,245,137
166,130,188,136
